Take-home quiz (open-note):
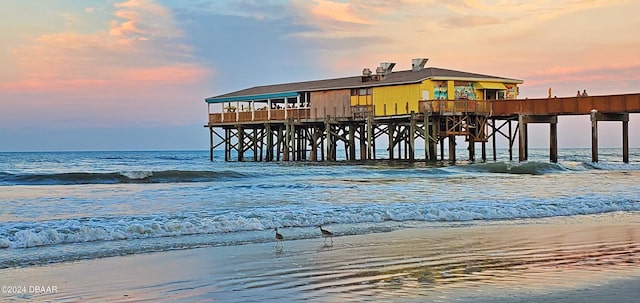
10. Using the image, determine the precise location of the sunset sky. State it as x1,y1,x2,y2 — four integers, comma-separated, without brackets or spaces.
1,0,639,151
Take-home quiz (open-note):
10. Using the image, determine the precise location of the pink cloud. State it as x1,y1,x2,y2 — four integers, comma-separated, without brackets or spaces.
3,0,203,94
0,0,211,129
525,63,640,86
308,0,370,25
120,64,209,83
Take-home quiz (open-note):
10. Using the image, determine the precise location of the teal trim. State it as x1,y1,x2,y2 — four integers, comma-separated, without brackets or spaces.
205,91,298,103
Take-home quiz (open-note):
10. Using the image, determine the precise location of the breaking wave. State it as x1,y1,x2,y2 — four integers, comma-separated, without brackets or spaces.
463,161,568,175
0,170,248,185
2,196,638,251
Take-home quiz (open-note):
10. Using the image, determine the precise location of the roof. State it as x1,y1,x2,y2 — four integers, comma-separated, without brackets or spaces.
205,67,523,103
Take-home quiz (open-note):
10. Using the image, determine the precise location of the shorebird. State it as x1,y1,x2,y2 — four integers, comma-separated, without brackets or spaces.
317,225,334,244
274,228,284,247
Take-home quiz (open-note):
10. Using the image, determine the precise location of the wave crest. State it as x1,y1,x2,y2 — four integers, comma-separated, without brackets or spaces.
0,170,247,185
465,161,567,175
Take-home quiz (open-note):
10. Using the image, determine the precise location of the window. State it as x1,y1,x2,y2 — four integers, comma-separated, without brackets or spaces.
352,88,373,96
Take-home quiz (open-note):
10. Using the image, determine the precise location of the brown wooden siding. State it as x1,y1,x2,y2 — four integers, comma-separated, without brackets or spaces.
310,89,352,119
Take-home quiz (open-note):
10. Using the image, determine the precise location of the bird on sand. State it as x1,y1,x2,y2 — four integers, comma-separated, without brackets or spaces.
274,228,284,247
317,225,334,243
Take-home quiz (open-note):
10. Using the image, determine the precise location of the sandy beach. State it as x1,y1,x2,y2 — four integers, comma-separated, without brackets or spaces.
2,213,639,302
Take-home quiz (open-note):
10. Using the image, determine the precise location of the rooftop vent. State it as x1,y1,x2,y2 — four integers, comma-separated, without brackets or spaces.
412,58,428,71
379,62,396,75
362,68,373,82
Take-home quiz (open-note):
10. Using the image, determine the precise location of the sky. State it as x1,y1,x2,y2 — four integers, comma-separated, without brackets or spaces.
1,0,639,152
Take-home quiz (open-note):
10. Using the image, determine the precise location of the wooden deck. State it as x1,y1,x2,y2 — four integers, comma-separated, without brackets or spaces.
207,93,640,125
491,93,640,117
207,100,493,125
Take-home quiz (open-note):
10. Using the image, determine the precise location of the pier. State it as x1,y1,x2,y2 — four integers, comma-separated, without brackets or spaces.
206,92,639,163
204,60,639,163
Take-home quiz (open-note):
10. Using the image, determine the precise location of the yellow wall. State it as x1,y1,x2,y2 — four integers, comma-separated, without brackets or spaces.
361,80,519,117
372,83,427,116
447,81,455,99
350,95,372,106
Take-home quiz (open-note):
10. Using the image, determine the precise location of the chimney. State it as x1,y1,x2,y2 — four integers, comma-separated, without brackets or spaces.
412,58,428,71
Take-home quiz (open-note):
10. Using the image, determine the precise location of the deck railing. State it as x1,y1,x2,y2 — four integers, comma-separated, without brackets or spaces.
208,100,495,124
419,99,491,115
208,108,312,124
491,93,640,116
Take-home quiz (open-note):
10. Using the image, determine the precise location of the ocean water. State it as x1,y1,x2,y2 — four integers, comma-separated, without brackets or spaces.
1,148,639,270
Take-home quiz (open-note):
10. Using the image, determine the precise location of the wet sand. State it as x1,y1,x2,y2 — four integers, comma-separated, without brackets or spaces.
2,213,639,302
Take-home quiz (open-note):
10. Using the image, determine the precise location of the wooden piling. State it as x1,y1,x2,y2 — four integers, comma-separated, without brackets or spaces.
623,119,629,163
550,121,558,163
409,112,416,161
209,126,214,161
518,115,527,162
591,110,599,163
448,135,456,162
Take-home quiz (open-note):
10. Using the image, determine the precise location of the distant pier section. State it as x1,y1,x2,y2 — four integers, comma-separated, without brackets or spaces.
204,58,640,163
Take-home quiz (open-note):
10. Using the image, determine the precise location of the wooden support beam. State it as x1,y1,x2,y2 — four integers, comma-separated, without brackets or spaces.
591,110,598,162
468,136,475,162
550,121,558,163
491,119,497,161
209,126,214,161
372,124,377,160
518,115,527,162
389,123,395,160
320,126,326,161
623,119,629,163
292,124,296,161
520,115,557,124
238,127,245,162
252,128,258,162
309,127,321,161
508,120,513,161
325,118,333,161
367,117,373,160
409,112,416,161
349,124,356,161
282,124,289,161
359,124,367,160
430,117,438,161
277,127,283,161
481,141,486,162
266,124,273,162
424,112,429,161
448,135,456,162
224,128,230,161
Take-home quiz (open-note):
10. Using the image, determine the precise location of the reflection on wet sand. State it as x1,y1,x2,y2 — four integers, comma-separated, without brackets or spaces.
1,214,639,302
